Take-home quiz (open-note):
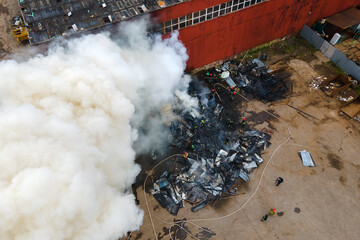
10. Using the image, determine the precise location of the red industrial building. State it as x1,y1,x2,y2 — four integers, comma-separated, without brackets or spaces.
17,0,360,70
153,0,360,70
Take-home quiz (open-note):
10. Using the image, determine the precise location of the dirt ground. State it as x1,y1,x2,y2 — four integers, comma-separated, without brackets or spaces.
0,0,25,58
1,3,359,240
127,46,360,239
336,38,360,65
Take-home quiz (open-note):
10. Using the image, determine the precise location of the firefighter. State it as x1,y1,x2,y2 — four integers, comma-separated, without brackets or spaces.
227,118,234,128
261,213,269,222
230,89,235,100
241,118,247,127
269,208,276,216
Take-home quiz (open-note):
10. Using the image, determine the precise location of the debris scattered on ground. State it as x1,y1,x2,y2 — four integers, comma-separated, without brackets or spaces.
309,76,327,91
150,69,278,214
201,58,291,102
336,88,359,103
238,59,290,102
298,150,316,167
337,95,354,102
152,130,271,215
320,74,350,97
311,74,360,119
150,58,293,215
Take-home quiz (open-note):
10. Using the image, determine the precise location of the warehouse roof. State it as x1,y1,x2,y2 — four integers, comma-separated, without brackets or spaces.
18,0,186,45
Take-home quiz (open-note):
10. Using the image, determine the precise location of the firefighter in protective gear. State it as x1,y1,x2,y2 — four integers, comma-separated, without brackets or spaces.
261,214,269,222
269,208,276,216
241,118,247,127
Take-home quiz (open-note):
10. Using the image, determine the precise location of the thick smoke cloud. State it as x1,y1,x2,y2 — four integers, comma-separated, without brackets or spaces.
0,18,193,239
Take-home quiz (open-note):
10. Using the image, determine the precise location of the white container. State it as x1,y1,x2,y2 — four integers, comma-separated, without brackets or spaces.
330,33,341,45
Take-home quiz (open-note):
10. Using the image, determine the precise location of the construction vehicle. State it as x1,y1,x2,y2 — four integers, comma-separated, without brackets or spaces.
10,16,29,44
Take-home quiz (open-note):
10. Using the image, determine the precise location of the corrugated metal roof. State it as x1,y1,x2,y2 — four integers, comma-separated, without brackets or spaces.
326,8,360,30
18,0,187,45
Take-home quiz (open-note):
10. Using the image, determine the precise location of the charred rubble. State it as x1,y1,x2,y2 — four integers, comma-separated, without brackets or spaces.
152,130,271,215
202,58,290,102
151,58,285,214
151,58,289,215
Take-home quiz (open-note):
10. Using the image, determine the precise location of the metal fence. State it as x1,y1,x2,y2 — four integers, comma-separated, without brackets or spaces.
300,25,360,80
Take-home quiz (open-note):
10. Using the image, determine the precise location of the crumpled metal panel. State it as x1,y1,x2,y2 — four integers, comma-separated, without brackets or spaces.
298,150,316,167
243,161,257,171
239,169,250,182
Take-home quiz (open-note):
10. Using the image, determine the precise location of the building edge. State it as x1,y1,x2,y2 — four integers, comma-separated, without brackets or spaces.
152,0,360,70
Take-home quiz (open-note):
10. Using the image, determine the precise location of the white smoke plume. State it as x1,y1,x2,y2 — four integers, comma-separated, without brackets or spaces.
0,18,195,239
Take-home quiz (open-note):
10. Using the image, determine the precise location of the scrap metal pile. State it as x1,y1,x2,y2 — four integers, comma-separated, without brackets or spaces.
152,130,271,215
151,68,274,214
150,57,290,215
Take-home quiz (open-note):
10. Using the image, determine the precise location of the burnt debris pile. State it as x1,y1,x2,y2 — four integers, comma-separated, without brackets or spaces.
202,58,290,102
152,131,271,215
151,77,272,215
150,58,289,215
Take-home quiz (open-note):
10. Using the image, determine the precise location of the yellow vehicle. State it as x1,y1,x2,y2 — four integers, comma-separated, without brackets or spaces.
10,16,29,44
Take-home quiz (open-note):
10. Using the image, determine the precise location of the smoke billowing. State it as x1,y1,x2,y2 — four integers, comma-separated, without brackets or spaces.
0,18,194,239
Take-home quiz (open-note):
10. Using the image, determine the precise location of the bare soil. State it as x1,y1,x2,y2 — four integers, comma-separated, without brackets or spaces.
0,0,28,60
